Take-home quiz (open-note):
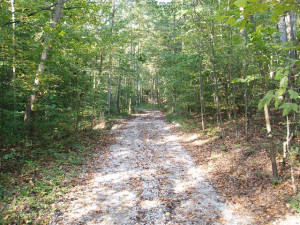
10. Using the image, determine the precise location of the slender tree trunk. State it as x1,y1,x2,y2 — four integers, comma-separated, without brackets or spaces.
108,54,113,115
117,65,122,114
192,0,205,130
153,78,156,107
107,0,115,116
284,116,297,193
210,21,224,137
259,59,279,180
1,48,5,144
92,70,97,128
75,74,79,132
136,74,139,108
156,77,160,108
24,0,65,122
278,7,298,187
286,11,297,85
128,92,132,114
99,52,104,76
244,80,248,141
240,27,249,141
150,76,153,106
11,0,16,129
264,103,279,180
139,79,141,105
135,41,140,108
229,29,237,134
286,11,297,193
140,81,143,104
197,39,205,130
125,76,128,108
278,14,287,43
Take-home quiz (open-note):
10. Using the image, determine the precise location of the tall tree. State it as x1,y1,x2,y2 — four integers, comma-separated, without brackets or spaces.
24,0,65,122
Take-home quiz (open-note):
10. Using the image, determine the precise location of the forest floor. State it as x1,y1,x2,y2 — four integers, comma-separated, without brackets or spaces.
48,109,300,225
168,112,300,225
51,109,251,224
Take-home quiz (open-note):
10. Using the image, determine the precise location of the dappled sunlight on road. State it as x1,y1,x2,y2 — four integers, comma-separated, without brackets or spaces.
53,109,250,225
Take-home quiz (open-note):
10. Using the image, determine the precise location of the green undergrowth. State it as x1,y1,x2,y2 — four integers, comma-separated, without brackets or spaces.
0,123,114,224
137,103,159,110
286,193,300,213
165,112,208,134
165,110,233,136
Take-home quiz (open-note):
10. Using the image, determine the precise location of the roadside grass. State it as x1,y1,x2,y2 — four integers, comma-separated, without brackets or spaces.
137,103,158,110
165,112,207,133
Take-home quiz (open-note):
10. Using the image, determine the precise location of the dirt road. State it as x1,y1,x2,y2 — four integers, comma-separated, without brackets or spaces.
53,110,249,224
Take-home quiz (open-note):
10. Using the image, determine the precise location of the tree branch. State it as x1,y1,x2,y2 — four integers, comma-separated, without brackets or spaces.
1,3,57,29
0,0,96,29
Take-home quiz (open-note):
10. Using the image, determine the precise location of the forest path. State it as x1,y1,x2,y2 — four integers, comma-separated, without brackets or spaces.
53,109,249,225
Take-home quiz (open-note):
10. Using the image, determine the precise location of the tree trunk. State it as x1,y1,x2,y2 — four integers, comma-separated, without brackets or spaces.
192,0,205,130
150,76,153,106
108,54,113,116
156,77,160,108
229,29,237,134
140,81,143,104
264,104,279,180
107,0,115,116
128,92,132,114
24,0,65,122
11,0,16,129
197,39,205,130
117,73,122,114
240,27,249,141
244,81,248,140
210,21,224,137
278,14,287,43
285,116,297,193
278,7,298,187
136,74,139,108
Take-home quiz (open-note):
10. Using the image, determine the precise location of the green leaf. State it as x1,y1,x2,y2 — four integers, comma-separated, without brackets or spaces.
280,76,288,88
288,90,299,100
274,88,285,109
275,88,285,98
275,98,282,109
226,16,236,25
291,103,299,113
279,103,298,116
258,91,274,110
279,103,290,109
256,25,263,32
265,91,274,102
3,154,12,160
234,0,248,8
275,69,284,80
283,106,292,116
216,15,227,22
258,99,266,110
231,78,243,83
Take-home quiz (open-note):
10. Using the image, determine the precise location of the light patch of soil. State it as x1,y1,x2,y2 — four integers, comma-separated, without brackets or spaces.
51,110,251,224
